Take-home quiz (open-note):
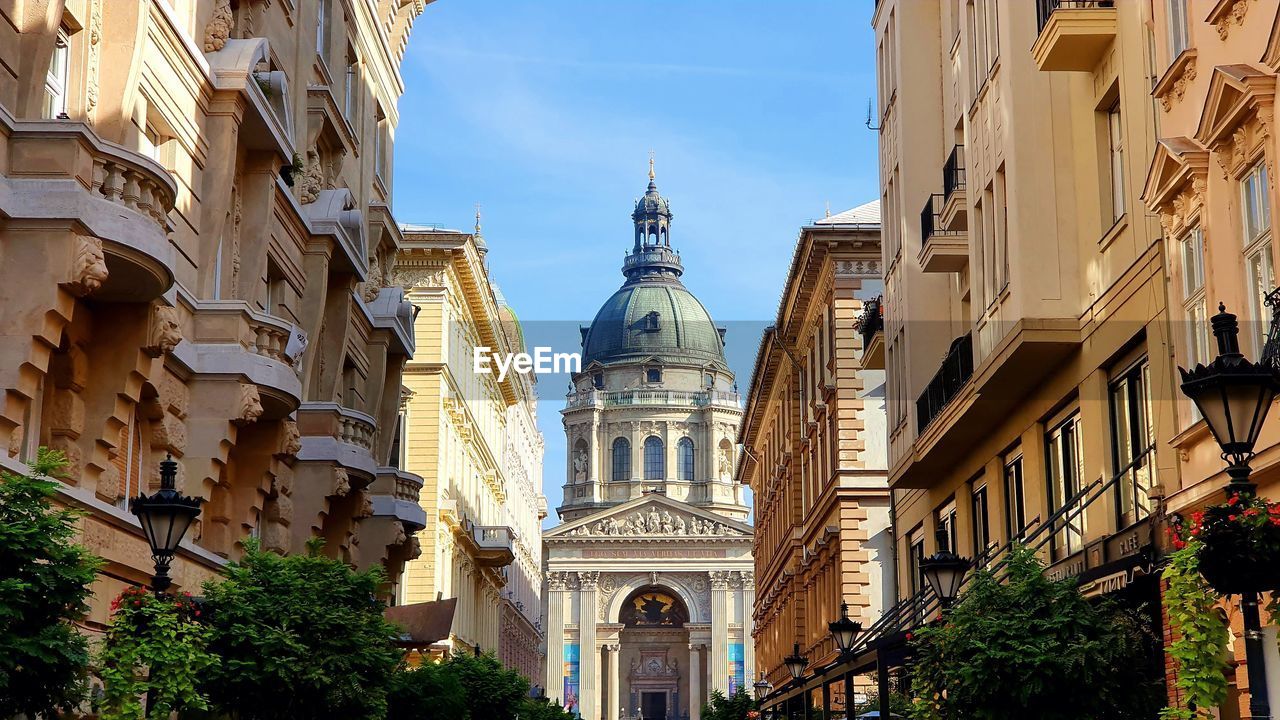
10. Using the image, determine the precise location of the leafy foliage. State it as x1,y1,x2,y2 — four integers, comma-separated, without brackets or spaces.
853,690,912,718
199,538,403,720
907,544,1163,720
0,448,101,718
1159,541,1229,720
386,652,573,720
97,587,217,719
702,687,758,720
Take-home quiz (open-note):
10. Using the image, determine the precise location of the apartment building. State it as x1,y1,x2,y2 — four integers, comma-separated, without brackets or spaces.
0,0,428,625
395,222,547,678
737,202,894,714
859,0,1175,702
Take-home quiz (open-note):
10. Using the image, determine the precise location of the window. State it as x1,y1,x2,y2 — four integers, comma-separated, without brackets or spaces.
996,165,1009,291
265,258,287,317
643,436,664,480
908,526,926,595
1112,359,1156,527
936,499,958,554
374,106,388,181
116,410,145,510
1046,413,1085,560
972,482,992,558
1243,161,1274,350
611,437,630,481
646,367,662,384
1004,453,1027,541
1167,0,1190,59
592,372,604,390
1107,102,1126,222
316,0,328,57
344,46,360,122
642,311,661,332
677,437,695,482
1181,227,1210,368
44,28,70,119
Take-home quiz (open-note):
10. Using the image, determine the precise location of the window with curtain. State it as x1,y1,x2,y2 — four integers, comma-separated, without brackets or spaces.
644,436,664,480
611,437,630,481
1046,413,1085,560
1243,161,1274,352
1112,359,1156,528
677,437,694,481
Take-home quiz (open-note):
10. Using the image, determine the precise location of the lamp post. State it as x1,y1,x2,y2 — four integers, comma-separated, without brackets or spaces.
919,527,971,611
754,672,773,719
129,454,203,594
784,642,808,720
1178,304,1280,720
828,602,862,720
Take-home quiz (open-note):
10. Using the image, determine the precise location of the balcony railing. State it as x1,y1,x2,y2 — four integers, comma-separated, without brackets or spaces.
857,296,884,349
1036,0,1115,34
474,525,516,567
915,333,974,433
942,145,966,201
565,389,741,410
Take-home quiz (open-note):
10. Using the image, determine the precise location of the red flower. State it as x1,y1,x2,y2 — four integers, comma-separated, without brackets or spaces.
905,632,914,641
1230,515,1238,522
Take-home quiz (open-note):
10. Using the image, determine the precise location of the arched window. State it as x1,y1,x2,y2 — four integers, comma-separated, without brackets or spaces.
677,438,695,481
612,437,631,481
644,436,664,480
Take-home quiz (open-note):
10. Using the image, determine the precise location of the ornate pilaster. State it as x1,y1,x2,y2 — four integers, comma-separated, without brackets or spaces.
546,571,569,704
739,571,756,682
709,570,731,693
579,571,601,720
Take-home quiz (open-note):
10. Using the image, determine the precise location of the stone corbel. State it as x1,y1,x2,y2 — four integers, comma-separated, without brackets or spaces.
143,305,183,357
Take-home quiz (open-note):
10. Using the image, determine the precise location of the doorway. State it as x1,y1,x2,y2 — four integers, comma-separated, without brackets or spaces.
641,690,667,720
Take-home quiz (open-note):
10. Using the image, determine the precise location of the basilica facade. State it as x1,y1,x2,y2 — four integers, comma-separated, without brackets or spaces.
543,165,754,720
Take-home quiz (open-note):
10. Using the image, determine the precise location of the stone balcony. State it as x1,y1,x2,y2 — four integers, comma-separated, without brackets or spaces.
857,296,885,371
174,291,305,420
473,525,516,567
565,389,741,411
0,105,177,302
369,466,427,531
1031,0,1117,73
295,401,379,486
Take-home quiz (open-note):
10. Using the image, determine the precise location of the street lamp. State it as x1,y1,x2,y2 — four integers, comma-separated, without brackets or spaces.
1178,303,1280,720
783,643,809,720
129,454,202,593
829,601,862,720
754,671,773,719
920,528,971,610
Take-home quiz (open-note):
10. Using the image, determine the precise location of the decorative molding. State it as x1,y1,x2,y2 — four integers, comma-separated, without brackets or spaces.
203,0,234,52
144,305,183,357
1207,0,1253,40
565,506,746,538
1154,51,1197,112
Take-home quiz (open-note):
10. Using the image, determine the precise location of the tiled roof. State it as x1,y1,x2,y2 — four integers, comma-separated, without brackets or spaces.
814,199,880,226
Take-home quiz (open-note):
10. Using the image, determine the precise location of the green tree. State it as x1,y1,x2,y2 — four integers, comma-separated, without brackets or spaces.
199,538,403,720
702,687,757,720
908,544,1163,720
387,661,467,720
0,448,101,718
446,652,531,720
387,652,573,720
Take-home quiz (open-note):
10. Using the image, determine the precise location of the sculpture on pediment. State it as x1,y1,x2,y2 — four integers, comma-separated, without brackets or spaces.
565,506,739,537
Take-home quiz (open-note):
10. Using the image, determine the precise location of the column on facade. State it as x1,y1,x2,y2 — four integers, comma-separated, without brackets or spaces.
579,572,600,720
689,642,704,720
631,422,642,483
607,643,621,720
591,412,603,496
664,421,676,483
710,570,730,693
742,573,756,683
547,573,567,704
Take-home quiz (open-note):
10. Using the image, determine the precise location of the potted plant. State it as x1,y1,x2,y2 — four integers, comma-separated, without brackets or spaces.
1169,493,1280,595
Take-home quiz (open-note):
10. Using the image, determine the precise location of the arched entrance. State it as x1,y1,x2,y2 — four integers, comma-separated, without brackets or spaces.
616,586,690,720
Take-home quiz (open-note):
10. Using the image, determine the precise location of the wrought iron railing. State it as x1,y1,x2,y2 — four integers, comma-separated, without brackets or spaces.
858,296,884,350
942,145,966,200
1035,0,1116,33
915,333,974,433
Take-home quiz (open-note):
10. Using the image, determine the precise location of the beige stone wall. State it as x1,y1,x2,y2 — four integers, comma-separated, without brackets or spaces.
0,0,428,627
1145,1,1280,714
395,227,547,672
736,217,891,690
874,0,1173,598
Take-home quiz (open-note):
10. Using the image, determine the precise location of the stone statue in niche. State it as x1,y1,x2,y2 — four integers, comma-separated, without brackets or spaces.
718,446,733,480
573,449,588,481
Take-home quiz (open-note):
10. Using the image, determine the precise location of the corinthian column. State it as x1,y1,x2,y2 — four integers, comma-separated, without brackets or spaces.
546,572,568,704
710,570,730,694
741,571,756,683
606,643,621,720
579,571,600,720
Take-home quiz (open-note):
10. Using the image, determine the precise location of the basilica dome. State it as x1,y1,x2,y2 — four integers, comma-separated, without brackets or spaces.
582,280,727,369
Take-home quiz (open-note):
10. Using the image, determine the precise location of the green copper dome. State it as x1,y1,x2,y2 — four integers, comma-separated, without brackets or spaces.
582,280,727,369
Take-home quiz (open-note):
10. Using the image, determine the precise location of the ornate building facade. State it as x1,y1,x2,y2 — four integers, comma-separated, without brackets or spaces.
0,0,427,627
395,220,547,678
544,166,754,720
737,202,893,712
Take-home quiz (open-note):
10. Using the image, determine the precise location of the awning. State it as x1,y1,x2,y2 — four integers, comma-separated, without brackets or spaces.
385,598,457,649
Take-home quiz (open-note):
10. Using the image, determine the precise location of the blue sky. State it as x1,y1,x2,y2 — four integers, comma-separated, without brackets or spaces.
393,0,880,527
